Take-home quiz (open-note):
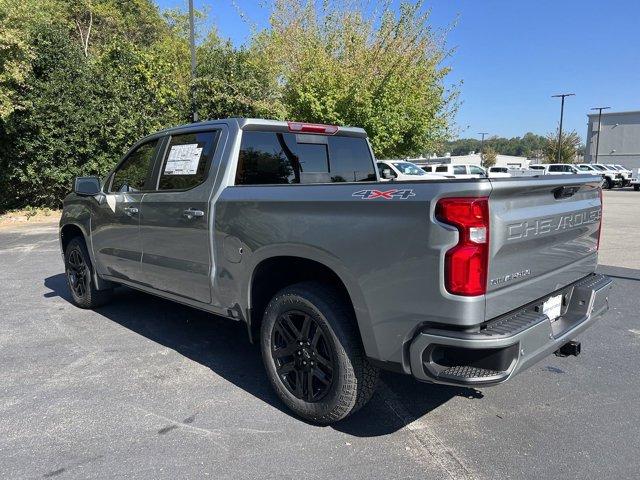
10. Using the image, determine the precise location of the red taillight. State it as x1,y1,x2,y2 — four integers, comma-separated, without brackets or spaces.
436,197,489,296
597,186,603,250
287,121,339,135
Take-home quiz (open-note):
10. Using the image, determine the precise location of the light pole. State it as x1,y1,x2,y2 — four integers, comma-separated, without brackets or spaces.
478,132,488,167
552,93,575,162
591,106,610,164
188,0,198,122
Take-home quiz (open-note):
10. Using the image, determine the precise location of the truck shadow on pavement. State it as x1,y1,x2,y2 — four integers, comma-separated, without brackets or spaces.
44,273,483,437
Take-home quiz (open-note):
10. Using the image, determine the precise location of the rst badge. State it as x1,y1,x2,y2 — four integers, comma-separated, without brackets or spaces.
352,189,415,200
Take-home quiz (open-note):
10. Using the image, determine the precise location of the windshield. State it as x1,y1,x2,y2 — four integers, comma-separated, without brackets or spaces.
392,162,426,175
615,165,626,170
611,165,624,171
591,164,607,171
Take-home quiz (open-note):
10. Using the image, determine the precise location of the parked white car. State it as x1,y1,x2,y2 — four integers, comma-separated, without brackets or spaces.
428,164,487,178
577,163,622,189
631,168,640,191
486,166,512,178
377,161,448,181
606,164,631,187
545,164,581,175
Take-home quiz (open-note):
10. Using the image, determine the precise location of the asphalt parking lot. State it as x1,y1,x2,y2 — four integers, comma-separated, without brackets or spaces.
1,189,639,479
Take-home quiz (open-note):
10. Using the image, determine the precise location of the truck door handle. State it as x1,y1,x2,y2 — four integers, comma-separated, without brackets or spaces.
123,207,139,216
183,208,204,220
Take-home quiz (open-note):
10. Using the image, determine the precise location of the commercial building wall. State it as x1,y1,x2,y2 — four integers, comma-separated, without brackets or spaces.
585,110,640,169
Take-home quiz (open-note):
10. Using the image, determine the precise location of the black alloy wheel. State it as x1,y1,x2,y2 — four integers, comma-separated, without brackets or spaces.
271,310,336,402
66,247,89,299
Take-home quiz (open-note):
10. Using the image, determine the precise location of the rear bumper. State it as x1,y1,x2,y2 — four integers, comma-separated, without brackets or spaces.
408,273,613,386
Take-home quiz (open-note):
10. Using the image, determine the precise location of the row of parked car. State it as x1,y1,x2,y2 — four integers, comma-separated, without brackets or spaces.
377,159,639,190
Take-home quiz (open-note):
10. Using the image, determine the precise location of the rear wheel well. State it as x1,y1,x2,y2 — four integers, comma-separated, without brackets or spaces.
249,257,356,342
60,224,85,253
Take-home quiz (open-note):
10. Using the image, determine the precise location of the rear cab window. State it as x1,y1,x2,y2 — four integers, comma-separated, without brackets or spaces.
235,131,376,185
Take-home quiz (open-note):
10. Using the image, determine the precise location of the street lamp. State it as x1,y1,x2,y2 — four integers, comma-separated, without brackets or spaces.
591,106,610,164
188,0,198,122
478,132,488,167
552,93,575,162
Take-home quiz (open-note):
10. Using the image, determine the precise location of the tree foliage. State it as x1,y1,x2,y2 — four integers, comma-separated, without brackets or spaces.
442,132,547,158
251,0,456,158
481,146,497,168
0,0,457,210
0,0,190,209
542,129,581,164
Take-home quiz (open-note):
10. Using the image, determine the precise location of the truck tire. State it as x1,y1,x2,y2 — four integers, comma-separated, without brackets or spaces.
64,236,113,309
260,282,378,424
634,185,639,191
605,178,613,189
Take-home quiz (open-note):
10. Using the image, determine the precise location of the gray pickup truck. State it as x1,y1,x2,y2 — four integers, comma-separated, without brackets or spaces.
60,118,612,424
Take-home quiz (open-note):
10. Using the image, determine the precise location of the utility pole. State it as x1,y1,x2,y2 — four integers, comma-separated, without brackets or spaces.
478,132,488,167
591,106,610,164
188,0,198,122
551,93,574,162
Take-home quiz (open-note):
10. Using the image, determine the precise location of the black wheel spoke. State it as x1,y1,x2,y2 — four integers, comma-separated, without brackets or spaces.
300,316,312,341
277,360,295,376
283,314,301,339
273,343,297,359
274,322,295,344
315,353,332,371
310,327,322,348
294,370,304,397
312,368,331,386
305,370,314,400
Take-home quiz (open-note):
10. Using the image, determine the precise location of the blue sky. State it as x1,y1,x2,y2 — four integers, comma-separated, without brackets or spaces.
155,0,640,141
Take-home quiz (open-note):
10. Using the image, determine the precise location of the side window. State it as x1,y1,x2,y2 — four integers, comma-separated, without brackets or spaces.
436,166,448,172
549,165,561,172
236,131,329,185
158,131,219,190
423,165,432,172
328,136,376,182
378,162,396,178
469,165,485,175
453,165,466,175
110,140,158,193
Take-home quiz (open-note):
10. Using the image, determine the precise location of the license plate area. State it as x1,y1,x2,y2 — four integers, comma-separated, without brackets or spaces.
542,294,563,323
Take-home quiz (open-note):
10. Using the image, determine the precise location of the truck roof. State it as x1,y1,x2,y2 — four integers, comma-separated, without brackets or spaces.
154,118,368,138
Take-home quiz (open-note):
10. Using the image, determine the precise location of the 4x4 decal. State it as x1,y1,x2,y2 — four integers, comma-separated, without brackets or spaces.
352,189,416,200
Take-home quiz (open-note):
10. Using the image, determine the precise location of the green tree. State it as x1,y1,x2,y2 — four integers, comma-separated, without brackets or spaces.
0,0,191,210
543,129,581,164
252,0,457,158
482,146,497,168
194,31,285,120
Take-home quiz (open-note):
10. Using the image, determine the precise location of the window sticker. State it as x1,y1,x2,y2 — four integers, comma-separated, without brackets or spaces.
164,144,203,175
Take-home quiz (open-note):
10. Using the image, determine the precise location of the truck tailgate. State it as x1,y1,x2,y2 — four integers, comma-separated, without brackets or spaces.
485,175,602,320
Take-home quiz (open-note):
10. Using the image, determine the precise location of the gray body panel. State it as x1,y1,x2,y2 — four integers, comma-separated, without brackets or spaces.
60,118,606,376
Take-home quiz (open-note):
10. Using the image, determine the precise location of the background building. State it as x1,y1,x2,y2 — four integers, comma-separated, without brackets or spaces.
585,110,640,169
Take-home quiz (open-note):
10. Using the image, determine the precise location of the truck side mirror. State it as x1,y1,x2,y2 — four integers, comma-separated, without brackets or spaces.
74,176,101,196
382,169,393,180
